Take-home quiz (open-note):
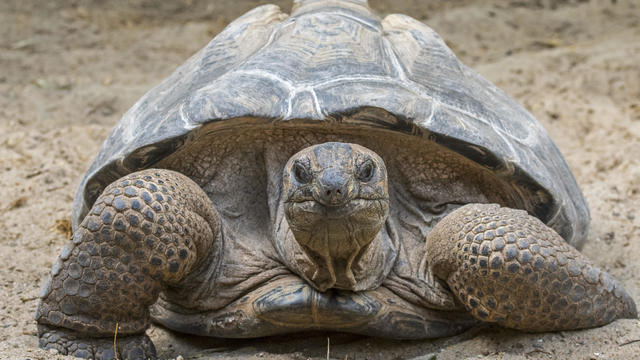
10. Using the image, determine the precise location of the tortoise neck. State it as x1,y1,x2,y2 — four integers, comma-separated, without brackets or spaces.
273,202,398,292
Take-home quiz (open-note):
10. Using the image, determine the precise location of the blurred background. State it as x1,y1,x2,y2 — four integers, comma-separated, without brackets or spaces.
1,0,639,359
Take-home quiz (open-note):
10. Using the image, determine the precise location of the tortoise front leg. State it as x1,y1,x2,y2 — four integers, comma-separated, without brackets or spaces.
426,204,637,331
36,169,220,359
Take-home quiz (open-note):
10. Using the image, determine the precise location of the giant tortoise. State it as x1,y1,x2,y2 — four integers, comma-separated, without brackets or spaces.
36,0,637,358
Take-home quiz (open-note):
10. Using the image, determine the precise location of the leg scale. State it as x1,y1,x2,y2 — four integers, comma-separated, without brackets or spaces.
426,204,637,331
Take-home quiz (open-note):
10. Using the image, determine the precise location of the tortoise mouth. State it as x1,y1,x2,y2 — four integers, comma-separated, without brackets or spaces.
285,198,389,221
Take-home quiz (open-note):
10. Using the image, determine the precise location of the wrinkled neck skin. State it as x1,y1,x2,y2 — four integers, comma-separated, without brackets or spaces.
274,201,398,292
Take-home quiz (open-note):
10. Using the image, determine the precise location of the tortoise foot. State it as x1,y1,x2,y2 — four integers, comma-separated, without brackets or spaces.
35,169,221,359
426,204,637,331
38,324,156,360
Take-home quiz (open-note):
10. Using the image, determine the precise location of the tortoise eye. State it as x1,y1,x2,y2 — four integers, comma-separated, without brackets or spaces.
356,160,375,182
293,162,312,184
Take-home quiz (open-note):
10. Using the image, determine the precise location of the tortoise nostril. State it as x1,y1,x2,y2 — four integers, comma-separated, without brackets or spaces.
325,189,342,196
318,169,350,205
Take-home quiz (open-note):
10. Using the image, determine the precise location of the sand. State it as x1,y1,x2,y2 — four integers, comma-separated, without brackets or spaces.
1,0,638,359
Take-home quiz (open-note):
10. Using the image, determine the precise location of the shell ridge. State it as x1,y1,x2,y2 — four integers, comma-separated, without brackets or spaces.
179,102,198,131
184,19,294,121
308,72,511,132
221,18,295,82
285,86,324,119
382,37,408,81
421,100,437,127
292,9,380,32
380,14,535,152
309,88,323,118
193,4,287,94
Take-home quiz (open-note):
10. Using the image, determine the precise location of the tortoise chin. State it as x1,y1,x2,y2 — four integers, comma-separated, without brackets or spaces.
283,199,392,290
284,197,389,269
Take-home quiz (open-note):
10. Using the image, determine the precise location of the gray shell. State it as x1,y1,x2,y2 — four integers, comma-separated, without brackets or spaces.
72,0,589,248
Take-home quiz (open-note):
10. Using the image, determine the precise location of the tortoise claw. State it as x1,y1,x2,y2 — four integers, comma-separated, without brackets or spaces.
426,203,637,331
38,324,157,360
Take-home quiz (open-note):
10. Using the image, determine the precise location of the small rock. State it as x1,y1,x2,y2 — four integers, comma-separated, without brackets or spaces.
603,232,614,245
35,78,48,88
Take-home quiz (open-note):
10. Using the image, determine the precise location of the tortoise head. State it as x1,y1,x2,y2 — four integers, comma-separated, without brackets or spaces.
282,142,390,290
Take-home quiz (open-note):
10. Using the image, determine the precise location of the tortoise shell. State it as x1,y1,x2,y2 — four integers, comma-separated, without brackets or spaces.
72,0,588,251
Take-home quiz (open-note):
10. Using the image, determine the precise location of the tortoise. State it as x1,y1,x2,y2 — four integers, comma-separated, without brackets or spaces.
36,0,637,358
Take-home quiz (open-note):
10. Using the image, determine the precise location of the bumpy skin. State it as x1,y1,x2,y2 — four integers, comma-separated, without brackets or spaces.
36,169,220,359
38,324,156,360
426,204,637,331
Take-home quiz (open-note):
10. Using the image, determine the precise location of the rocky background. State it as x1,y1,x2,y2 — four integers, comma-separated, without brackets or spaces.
1,0,638,359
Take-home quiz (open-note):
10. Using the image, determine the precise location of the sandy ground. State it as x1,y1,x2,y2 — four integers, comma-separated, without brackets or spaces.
1,0,639,359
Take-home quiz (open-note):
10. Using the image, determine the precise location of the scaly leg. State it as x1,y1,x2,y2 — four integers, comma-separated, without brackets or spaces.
426,204,637,331
36,169,220,359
